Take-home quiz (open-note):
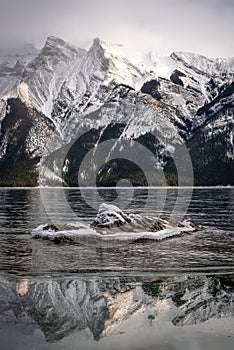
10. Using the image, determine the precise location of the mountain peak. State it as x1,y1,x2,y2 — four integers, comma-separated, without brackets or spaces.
39,36,84,61
89,38,118,57
170,51,214,64
92,37,103,46
170,51,217,76
45,36,67,46
87,38,147,89
42,36,83,54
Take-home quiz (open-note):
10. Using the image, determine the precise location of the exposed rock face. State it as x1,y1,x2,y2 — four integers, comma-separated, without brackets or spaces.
90,203,170,234
91,203,132,228
0,37,233,186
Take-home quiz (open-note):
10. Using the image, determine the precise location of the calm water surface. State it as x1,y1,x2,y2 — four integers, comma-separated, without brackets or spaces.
0,188,233,349
0,187,233,275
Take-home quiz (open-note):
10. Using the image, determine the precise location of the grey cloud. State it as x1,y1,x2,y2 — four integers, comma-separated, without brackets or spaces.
0,0,233,57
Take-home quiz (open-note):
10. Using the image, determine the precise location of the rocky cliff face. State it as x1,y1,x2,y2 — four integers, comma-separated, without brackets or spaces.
0,37,233,186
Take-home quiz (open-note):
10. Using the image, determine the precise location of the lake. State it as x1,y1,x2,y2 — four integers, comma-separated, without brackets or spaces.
0,187,233,349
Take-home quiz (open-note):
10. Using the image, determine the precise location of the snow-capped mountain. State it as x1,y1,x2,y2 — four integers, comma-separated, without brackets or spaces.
0,36,233,186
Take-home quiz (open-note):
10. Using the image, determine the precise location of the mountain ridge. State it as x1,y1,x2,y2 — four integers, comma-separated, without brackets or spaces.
0,36,233,186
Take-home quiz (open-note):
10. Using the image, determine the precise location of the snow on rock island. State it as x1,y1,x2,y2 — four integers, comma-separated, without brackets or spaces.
31,203,201,243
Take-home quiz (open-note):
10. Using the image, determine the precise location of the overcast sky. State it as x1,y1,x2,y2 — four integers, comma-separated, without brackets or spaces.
0,0,233,57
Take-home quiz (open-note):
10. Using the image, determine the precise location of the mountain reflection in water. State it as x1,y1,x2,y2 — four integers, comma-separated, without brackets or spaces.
0,274,234,345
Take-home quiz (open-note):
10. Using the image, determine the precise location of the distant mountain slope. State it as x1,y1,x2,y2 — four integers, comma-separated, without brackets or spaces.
0,37,233,186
